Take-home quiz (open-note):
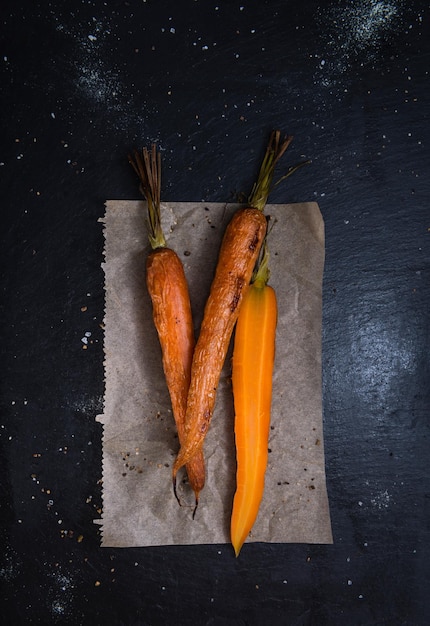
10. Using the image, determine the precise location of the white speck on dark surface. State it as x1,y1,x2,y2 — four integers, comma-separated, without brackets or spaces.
370,489,392,509
81,331,92,345
314,0,414,87
47,568,76,619
49,11,137,130
0,547,22,583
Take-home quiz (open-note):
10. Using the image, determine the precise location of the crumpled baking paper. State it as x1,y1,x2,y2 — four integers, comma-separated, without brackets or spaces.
95,200,332,548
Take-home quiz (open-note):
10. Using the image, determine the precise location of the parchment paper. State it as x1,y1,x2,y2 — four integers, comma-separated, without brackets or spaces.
95,200,332,548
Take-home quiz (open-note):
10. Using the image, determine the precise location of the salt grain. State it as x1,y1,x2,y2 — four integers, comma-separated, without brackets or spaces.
315,0,406,88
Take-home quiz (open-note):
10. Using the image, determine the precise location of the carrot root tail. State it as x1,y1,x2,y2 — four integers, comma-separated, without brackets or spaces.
173,475,182,507
192,496,199,520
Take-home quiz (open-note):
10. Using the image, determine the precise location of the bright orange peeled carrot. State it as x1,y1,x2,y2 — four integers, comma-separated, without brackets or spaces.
172,131,293,494
128,145,205,514
230,235,277,556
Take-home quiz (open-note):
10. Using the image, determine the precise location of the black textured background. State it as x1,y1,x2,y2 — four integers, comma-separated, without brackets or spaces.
1,1,429,624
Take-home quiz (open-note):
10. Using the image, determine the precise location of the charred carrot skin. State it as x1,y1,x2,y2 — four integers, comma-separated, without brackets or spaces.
230,245,277,556
173,207,267,475
129,145,205,510
146,248,205,499
173,131,293,488
146,249,194,395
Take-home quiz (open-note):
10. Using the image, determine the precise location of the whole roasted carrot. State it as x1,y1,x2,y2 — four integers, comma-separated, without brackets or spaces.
129,145,205,514
230,235,277,556
173,131,293,491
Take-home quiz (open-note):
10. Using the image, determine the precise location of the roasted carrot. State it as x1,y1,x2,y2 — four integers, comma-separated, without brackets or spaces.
129,145,205,514
172,131,293,493
230,234,277,556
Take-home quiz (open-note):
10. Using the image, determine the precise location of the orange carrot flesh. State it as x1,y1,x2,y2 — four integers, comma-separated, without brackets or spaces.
230,136,310,550
230,262,277,556
129,145,205,512
172,131,292,490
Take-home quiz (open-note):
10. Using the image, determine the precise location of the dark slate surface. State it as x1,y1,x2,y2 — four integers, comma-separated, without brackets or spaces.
1,0,429,624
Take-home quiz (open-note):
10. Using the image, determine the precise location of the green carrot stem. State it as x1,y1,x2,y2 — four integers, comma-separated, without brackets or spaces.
248,130,293,211
128,144,166,249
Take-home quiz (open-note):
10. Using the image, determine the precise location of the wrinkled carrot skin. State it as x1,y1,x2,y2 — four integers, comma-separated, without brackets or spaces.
146,247,206,500
129,144,206,508
230,279,277,556
172,208,267,478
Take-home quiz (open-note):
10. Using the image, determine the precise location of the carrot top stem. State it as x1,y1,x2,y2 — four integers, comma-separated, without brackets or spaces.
248,130,293,211
252,232,271,288
273,159,311,188
128,145,166,249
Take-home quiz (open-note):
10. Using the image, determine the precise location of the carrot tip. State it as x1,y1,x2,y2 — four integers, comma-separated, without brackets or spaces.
233,542,243,558
192,497,199,520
